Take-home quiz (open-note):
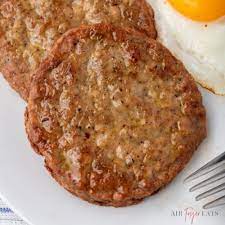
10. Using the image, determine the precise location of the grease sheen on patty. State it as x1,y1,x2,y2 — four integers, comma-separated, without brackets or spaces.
26,24,206,207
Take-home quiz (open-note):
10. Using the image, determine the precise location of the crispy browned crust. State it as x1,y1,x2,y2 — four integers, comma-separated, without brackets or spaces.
26,24,206,207
0,0,156,101
25,109,42,155
43,142,197,207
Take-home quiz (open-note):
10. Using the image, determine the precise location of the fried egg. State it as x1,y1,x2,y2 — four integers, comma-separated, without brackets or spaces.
148,0,225,95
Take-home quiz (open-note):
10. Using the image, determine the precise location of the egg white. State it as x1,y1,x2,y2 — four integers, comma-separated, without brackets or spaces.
148,0,225,95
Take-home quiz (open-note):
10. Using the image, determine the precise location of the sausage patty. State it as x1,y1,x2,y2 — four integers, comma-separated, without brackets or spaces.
0,0,156,100
25,24,206,207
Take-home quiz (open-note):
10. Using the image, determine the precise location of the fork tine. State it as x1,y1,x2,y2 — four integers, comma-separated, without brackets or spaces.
184,152,225,183
196,183,225,201
203,195,225,209
189,169,225,192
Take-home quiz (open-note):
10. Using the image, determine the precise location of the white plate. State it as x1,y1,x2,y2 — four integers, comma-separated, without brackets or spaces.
0,74,225,225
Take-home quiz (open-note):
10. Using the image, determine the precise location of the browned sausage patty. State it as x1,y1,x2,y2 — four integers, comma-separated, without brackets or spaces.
25,24,206,207
0,0,156,100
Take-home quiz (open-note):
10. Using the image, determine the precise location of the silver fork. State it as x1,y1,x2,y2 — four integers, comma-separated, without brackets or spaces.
184,152,225,209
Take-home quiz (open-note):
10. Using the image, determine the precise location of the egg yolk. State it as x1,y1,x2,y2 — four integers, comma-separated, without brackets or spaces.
168,0,225,22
